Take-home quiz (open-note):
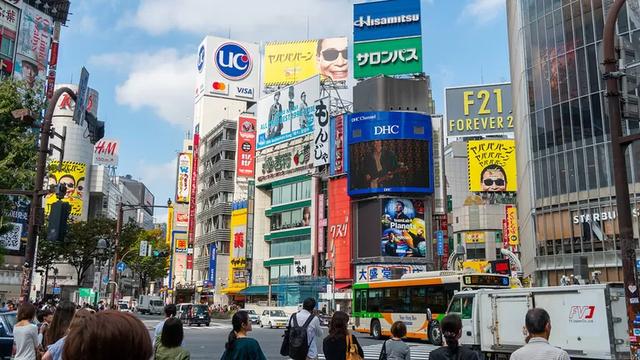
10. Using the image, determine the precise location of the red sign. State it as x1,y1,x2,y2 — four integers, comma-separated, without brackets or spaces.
328,178,351,280
334,114,344,174
186,129,200,270
236,116,256,178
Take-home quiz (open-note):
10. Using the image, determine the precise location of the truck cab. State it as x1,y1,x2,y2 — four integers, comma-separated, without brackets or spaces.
446,290,479,347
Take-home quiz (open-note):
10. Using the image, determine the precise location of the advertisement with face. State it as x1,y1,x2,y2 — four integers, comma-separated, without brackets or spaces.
236,116,256,178
176,153,191,203
467,140,517,192
347,111,433,196
44,161,86,217
381,198,426,258
17,6,52,68
256,75,320,149
14,54,45,90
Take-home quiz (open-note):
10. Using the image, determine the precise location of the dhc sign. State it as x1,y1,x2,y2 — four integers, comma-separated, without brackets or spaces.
353,0,422,42
374,125,400,135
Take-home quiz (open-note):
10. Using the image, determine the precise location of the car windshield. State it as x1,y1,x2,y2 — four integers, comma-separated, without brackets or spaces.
271,310,286,317
151,300,163,306
246,310,256,315
194,305,208,314
119,304,128,309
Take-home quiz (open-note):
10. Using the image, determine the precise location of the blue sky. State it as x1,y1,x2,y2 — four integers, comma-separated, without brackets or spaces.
55,0,510,221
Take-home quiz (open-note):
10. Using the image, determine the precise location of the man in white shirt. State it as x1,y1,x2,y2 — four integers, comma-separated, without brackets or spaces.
289,298,322,360
511,308,570,360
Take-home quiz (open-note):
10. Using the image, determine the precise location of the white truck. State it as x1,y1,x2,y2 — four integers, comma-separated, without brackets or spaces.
446,284,629,359
137,295,164,315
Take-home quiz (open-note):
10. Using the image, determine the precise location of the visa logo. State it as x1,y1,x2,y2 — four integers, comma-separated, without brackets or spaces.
236,87,254,98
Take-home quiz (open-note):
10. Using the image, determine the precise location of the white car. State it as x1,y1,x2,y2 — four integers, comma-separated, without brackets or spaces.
259,309,288,328
118,302,132,313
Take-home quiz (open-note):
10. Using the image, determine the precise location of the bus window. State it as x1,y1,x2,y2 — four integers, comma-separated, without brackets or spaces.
356,290,367,313
382,288,399,312
368,289,382,313
398,287,411,313
410,286,427,313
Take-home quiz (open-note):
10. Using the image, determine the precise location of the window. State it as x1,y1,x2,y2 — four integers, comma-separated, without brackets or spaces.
271,180,312,206
270,235,311,257
367,289,382,313
0,37,14,58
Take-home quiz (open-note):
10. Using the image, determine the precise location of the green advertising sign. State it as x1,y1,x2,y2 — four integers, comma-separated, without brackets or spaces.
79,288,93,298
354,36,423,79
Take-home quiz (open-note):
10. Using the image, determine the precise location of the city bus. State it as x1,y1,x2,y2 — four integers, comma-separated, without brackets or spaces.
351,270,512,345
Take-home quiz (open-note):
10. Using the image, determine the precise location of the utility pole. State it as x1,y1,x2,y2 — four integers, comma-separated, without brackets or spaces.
110,202,124,308
603,0,640,358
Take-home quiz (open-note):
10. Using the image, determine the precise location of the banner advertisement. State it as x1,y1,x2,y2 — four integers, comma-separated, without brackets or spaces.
175,233,188,253
236,116,257,178
313,97,330,167
1,196,28,254
293,258,312,276
328,178,351,280
175,212,189,227
356,264,426,282
354,36,422,79
505,205,520,246
464,231,486,244
432,115,445,215
0,1,19,32
195,36,260,101
347,111,433,195
257,75,320,149
255,142,313,186
187,128,200,247
17,6,52,68
173,253,188,283
44,161,86,217
353,0,422,42
467,139,517,192
381,198,426,258
208,243,217,286
0,223,21,251
176,153,192,203
445,83,513,137
329,114,345,175
93,139,119,166
14,54,46,91
263,38,348,87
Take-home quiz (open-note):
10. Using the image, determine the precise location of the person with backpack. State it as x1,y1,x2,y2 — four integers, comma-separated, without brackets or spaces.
322,311,363,360
429,314,481,360
220,311,266,360
284,298,322,360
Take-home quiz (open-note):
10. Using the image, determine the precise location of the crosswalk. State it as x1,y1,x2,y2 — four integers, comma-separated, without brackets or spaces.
142,319,232,331
319,343,437,360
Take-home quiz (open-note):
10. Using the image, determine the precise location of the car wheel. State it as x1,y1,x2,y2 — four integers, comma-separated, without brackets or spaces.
207,322,210,327
371,319,383,340
429,320,443,346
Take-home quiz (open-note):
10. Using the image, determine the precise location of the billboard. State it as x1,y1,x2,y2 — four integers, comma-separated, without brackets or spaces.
354,36,422,79
255,141,312,186
445,83,513,137
329,114,345,176
195,36,260,101
14,54,46,91
263,38,348,87
236,116,256,178
1,196,28,254
0,223,21,251
228,206,248,289
142,187,154,216
467,139,517,192
505,206,519,246
176,153,191,203
432,115,446,215
175,212,189,227
44,161,86,217
356,264,426,281
328,178,352,280
464,231,486,244
347,111,433,196
256,75,320,149
353,0,422,42
93,139,119,166
313,97,330,167
0,1,19,32
208,243,217,287
174,232,188,253
381,198,426,258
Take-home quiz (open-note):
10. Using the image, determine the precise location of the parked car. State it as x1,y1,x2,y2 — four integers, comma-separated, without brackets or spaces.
118,302,132,313
0,311,16,360
242,309,260,324
177,303,210,327
259,309,288,328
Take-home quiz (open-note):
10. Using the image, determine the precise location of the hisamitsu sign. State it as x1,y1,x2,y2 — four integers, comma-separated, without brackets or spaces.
353,0,422,42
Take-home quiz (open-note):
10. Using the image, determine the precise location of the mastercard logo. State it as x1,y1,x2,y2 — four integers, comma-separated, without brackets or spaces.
212,82,226,90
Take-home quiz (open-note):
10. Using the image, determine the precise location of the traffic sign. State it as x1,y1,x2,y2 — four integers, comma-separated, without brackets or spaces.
73,67,89,125
52,287,61,295
102,275,109,285
116,261,127,272
139,240,148,257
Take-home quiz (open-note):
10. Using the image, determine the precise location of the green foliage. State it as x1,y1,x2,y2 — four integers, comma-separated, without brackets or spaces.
126,228,169,292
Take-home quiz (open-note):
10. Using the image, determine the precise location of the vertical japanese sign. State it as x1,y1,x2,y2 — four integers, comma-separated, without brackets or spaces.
330,114,345,175
208,243,217,286
228,203,248,289
313,97,330,167
176,153,192,203
317,194,326,253
436,230,444,256
328,178,352,280
187,126,200,269
505,205,520,246
0,2,19,32
46,23,61,99
236,116,257,178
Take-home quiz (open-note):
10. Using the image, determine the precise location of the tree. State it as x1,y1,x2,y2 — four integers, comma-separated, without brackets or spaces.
36,236,61,294
126,229,169,295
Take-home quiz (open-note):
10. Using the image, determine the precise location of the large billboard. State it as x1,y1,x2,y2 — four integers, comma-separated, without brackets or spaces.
175,153,191,203
263,38,348,87
381,198,426,258
467,140,517,192
353,0,422,42
93,139,119,167
17,6,52,68
445,83,513,137
236,115,256,178
354,37,423,79
255,141,313,186
347,111,433,196
256,75,320,149
195,36,260,101
328,178,352,280
44,161,86,217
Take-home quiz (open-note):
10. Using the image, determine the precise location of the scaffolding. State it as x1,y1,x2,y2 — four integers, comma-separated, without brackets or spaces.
272,276,329,307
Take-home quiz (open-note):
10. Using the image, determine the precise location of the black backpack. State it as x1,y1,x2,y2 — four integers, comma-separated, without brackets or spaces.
288,312,315,360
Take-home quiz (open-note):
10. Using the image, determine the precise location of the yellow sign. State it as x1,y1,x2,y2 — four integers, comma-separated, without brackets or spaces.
225,206,248,292
462,260,489,273
506,206,520,246
44,161,86,217
467,140,517,192
464,231,485,244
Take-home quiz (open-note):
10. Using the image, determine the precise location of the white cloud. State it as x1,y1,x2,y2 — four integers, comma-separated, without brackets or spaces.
461,0,505,24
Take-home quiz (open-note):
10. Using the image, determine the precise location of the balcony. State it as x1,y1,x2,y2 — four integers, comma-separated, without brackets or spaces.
194,256,209,269
195,228,231,246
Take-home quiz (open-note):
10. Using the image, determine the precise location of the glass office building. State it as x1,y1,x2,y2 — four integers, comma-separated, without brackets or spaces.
508,0,640,285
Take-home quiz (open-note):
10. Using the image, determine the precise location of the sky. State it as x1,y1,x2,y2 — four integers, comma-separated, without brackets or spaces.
55,0,510,222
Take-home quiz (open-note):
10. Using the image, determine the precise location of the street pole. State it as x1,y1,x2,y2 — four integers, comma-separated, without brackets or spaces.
603,1,640,358
110,202,123,308
19,87,77,303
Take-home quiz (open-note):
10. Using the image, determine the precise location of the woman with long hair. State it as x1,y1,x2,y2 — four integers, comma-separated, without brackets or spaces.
429,314,480,360
322,311,364,360
42,309,93,360
220,311,266,360
154,317,190,360
45,301,75,348
13,302,39,360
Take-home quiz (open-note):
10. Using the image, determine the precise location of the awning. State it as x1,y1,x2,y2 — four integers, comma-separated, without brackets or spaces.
239,286,269,295
335,283,352,290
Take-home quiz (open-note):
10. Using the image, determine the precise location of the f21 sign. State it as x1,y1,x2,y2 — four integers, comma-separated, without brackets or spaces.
313,97,330,167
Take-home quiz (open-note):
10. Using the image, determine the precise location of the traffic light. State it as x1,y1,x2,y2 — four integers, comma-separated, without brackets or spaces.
152,250,169,257
47,201,70,242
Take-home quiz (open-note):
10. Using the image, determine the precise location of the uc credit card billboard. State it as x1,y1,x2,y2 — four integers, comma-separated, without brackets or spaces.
347,111,433,196
353,0,422,42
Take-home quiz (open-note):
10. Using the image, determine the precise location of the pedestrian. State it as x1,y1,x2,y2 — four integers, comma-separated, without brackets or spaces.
154,317,190,360
13,302,39,360
429,314,480,360
154,304,177,346
62,311,152,360
46,301,75,348
511,308,570,360
42,308,93,360
286,297,322,360
378,321,410,360
220,310,266,360
37,308,53,349
322,311,363,360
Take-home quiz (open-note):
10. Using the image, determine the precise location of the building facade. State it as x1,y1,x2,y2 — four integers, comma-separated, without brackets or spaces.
508,0,640,284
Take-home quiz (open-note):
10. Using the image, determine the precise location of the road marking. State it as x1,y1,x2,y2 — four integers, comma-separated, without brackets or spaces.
319,343,437,360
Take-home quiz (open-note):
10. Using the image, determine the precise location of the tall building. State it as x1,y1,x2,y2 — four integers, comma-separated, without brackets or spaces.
507,0,640,284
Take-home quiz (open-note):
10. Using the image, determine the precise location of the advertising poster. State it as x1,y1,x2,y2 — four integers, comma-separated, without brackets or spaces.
353,0,422,42
445,83,513,137
174,253,188,282
467,139,517,192
328,178,352,280
1,196,28,254
293,258,312,276
175,212,189,227
255,142,313,186
14,54,46,91
256,75,320,149
0,223,21,251
347,111,433,196
354,36,423,79
236,116,256,178
329,114,345,176
313,97,330,167
381,198,426,258
176,153,192,203
174,233,188,253
93,139,119,166
0,1,19,32
464,231,486,244
187,128,200,247
263,38,348,87
356,264,426,281
227,204,248,288
505,205,520,246
17,6,52,68
44,161,86,217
